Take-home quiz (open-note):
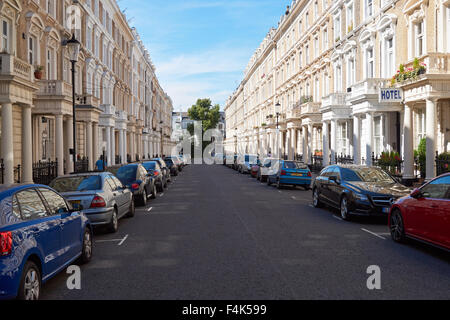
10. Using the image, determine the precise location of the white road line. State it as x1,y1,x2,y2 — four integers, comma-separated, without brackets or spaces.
333,215,343,221
160,193,164,197
146,207,153,212
291,196,297,200
361,228,386,240
118,234,129,246
96,239,123,243
309,204,314,208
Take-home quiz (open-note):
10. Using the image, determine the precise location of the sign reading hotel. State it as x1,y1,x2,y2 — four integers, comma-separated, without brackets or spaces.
379,88,404,103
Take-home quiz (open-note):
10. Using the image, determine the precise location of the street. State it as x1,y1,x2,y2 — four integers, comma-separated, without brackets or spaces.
41,164,450,300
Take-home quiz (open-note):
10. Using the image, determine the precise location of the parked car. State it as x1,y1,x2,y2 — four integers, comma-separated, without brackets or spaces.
224,154,235,167
172,155,184,171
237,154,259,174
312,165,411,221
113,164,157,207
151,158,172,183
257,158,280,182
0,184,92,300
389,173,450,250
49,173,134,233
142,161,166,192
267,160,312,190
164,157,179,176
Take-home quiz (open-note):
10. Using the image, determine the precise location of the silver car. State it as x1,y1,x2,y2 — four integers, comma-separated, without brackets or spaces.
49,172,135,233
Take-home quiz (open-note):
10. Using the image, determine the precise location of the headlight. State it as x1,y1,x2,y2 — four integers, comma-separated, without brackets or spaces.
354,193,369,201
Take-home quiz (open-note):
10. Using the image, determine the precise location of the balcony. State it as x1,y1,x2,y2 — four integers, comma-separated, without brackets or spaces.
300,102,321,117
77,94,100,107
405,53,450,75
36,80,72,97
0,53,34,83
349,78,387,101
321,93,348,109
99,104,116,116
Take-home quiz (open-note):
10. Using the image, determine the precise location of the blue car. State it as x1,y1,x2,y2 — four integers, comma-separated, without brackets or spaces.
0,184,93,300
267,160,312,190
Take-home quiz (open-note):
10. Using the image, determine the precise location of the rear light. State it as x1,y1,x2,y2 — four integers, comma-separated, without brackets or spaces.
0,232,13,256
154,171,160,176
90,196,106,208
307,172,312,177
131,183,140,190
281,170,287,176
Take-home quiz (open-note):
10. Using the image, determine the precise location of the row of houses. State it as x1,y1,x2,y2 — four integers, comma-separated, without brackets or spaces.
224,0,450,183
0,0,174,185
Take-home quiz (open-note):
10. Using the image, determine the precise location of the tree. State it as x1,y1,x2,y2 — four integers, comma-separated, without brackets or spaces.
187,98,221,152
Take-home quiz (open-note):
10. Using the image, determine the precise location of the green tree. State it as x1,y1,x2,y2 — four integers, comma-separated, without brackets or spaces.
187,98,221,136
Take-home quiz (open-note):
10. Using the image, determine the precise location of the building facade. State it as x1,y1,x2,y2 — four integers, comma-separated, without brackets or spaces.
225,0,450,182
0,0,173,185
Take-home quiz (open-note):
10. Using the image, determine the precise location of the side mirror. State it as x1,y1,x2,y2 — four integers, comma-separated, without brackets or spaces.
411,188,422,199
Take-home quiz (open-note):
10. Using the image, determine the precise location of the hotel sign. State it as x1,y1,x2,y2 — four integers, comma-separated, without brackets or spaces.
379,88,404,103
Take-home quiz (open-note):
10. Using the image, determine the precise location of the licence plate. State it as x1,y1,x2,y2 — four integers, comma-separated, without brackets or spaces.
382,207,390,213
292,173,303,176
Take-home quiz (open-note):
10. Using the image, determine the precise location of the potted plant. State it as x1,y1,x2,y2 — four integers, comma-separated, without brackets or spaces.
34,65,44,79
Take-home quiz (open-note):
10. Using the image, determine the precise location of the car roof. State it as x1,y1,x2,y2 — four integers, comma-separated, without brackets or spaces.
0,184,52,201
55,172,110,178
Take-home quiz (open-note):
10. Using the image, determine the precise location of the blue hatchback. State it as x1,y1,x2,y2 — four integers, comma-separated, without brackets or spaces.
267,160,312,189
0,184,92,300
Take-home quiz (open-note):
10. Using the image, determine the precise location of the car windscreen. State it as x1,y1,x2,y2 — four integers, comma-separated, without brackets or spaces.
142,162,157,171
164,158,174,165
116,166,138,184
283,161,308,169
50,176,102,192
341,167,395,183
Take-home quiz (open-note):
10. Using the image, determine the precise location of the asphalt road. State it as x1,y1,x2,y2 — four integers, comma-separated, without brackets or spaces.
42,164,450,300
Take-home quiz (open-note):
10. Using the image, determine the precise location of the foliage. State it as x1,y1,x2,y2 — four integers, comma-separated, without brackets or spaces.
391,58,426,86
187,98,221,151
436,152,450,175
414,138,427,178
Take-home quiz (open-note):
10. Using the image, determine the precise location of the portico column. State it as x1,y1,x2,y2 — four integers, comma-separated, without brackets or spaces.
307,124,312,164
292,128,297,160
366,112,374,166
323,121,329,166
105,126,111,166
1,103,14,185
93,123,99,165
426,98,437,181
21,105,33,183
119,129,125,164
302,126,307,160
353,115,361,165
111,128,116,166
330,119,337,164
56,115,64,176
403,103,415,181
86,121,93,171
65,117,74,173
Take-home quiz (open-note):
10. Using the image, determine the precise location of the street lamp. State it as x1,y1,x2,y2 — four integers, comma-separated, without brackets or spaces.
275,102,281,159
234,128,238,155
65,34,80,171
160,120,164,157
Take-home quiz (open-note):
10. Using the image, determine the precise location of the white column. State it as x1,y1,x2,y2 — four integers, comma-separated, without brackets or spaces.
65,117,74,173
426,98,437,181
105,126,111,166
292,128,297,160
366,112,374,166
21,105,33,183
56,115,64,176
86,121,93,171
1,103,14,185
307,124,312,164
353,115,361,165
330,119,337,164
93,123,99,165
119,129,125,164
323,121,329,166
403,103,414,180
111,128,116,166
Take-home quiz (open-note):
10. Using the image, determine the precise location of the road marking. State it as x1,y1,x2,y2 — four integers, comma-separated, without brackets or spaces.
309,204,314,208
278,190,282,194
118,234,129,246
361,228,386,240
96,239,124,243
333,215,343,221
160,193,164,197
146,207,153,212
291,196,297,200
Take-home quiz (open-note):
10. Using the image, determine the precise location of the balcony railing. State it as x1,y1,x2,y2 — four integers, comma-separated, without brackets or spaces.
349,78,387,100
77,94,100,106
99,104,116,116
300,102,321,116
0,53,33,83
403,53,450,75
36,80,72,97
321,93,348,108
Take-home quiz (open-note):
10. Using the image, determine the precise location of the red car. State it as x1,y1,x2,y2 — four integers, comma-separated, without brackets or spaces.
389,173,450,250
250,164,259,178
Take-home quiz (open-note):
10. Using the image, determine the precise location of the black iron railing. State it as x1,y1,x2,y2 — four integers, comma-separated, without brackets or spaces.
1,159,21,184
436,151,450,177
75,157,89,173
335,154,354,165
33,160,58,185
115,155,122,165
310,155,324,173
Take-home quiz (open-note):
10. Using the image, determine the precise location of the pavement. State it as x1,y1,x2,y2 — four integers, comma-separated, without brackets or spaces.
41,164,450,300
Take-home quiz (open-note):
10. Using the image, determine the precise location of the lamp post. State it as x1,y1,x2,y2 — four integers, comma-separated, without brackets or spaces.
65,34,81,172
275,102,281,159
234,128,237,155
160,120,164,157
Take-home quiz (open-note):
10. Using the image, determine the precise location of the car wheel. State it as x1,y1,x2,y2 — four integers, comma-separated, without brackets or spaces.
151,184,157,199
17,261,41,300
126,198,135,218
313,188,322,208
157,182,164,192
79,227,93,264
340,196,351,221
267,176,271,186
390,209,406,243
277,179,282,189
107,208,119,233
141,189,147,206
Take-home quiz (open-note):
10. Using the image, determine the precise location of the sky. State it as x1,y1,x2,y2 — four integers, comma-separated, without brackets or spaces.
118,0,291,111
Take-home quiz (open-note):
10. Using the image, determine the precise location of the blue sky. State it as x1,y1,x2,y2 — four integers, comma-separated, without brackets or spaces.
118,0,291,111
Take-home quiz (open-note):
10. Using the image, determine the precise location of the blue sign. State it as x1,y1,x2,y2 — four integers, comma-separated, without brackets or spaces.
379,88,403,103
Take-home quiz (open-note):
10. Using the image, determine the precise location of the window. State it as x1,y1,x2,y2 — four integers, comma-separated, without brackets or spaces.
305,45,309,64
415,108,426,145
415,21,424,57
1,19,10,53
15,189,48,220
338,122,349,155
314,2,319,19
12,195,21,219
374,116,382,156
384,38,394,77
39,188,69,215
323,28,328,50
334,14,341,41
28,36,36,65
366,0,373,18
420,176,450,199
47,49,56,80
323,73,329,97
346,3,354,33
314,77,320,101
366,48,374,78
334,64,342,92
314,36,319,58
347,57,355,87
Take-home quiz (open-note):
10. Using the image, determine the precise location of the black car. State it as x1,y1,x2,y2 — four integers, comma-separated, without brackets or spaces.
312,165,411,221
113,164,157,206
151,158,171,183
142,161,167,192
164,157,179,176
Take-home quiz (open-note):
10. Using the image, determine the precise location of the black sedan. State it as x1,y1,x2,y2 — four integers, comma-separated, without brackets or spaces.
164,157,179,176
113,164,157,206
142,161,167,192
151,158,172,183
312,165,411,221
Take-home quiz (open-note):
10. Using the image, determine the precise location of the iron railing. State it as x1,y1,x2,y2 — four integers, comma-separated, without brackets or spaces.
33,160,58,185
335,154,354,165
74,157,89,173
0,159,21,184
436,151,450,177
310,155,324,173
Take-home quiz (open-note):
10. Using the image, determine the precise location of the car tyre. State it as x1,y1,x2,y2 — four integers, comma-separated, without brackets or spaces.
277,179,282,189
107,208,119,233
79,227,93,264
126,198,135,218
390,209,407,243
340,196,351,221
313,188,323,208
267,176,271,186
151,184,157,199
141,188,148,206
17,261,41,300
